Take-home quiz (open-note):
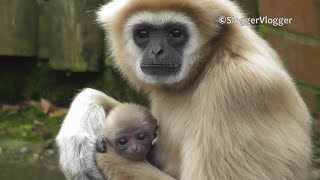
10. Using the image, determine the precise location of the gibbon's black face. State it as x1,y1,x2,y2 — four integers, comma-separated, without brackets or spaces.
132,22,190,76
97,8,201,85
113,127,154,161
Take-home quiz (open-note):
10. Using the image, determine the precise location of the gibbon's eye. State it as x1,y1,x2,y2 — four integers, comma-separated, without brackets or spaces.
118,138,128,145
169,29,182,38
137,30,150,38
137,133,147,141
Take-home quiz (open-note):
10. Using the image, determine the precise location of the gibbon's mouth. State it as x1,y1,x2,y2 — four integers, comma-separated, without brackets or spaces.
140,63,181,76
141,64,179,68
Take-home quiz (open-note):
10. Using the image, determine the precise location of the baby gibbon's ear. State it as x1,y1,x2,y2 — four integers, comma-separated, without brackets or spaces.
153,124,159,139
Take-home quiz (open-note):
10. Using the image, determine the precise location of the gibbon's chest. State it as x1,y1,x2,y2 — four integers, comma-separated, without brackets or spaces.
151,94,200,177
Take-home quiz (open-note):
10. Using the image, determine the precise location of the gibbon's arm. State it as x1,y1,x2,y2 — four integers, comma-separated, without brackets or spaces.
96,148,175,180
56,88,120,180
178,54,311,180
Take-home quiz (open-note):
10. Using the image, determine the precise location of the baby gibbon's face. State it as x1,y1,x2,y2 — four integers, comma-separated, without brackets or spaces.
101,103,158,161
111,126,154,161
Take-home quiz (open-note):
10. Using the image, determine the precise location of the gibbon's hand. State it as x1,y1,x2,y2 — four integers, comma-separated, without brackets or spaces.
56,89,112,180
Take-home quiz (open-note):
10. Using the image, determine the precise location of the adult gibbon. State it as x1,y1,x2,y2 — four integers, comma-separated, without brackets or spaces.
56,0,312,179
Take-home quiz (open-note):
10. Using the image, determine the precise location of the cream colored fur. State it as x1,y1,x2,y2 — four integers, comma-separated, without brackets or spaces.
96,148,175,180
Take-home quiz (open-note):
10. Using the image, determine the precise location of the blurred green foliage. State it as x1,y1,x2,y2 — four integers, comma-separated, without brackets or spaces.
0,106,62,141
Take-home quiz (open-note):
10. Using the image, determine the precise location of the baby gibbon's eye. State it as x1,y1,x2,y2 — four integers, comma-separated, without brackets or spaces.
118,138,128,145
137,133,147,140
137,30,150,38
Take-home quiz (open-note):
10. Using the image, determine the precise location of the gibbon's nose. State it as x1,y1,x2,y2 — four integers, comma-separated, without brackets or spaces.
150,46,164,57
131,145,138,152
149,37,165,57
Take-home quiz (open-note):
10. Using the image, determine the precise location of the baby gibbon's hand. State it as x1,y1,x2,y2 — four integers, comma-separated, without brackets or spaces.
96,138,108,153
